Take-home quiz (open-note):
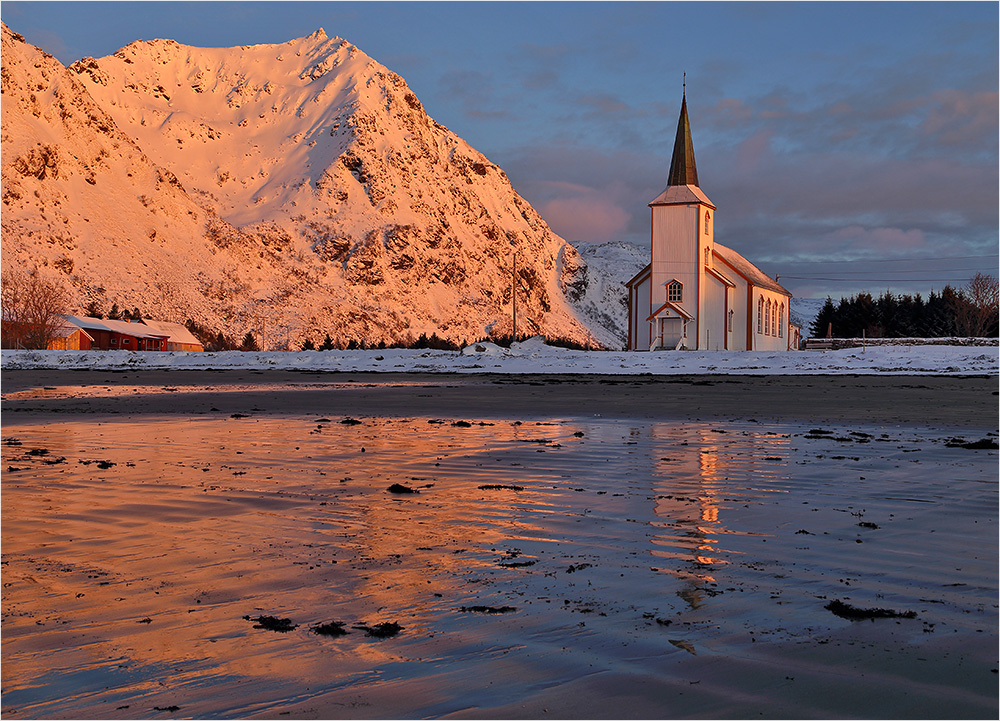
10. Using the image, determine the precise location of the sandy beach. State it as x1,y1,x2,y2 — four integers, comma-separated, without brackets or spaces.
2,369,998,427
2,372,997,719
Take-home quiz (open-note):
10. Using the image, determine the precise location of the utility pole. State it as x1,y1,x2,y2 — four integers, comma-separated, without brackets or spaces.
512,251,517,344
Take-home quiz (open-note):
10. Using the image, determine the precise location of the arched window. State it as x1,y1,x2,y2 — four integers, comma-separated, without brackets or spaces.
757,297,763,333
728,309,734,332
764,300,771,336
778,304,785,338
667,280,682,302
704,210,711,235
771,302,777,336
704,246,710,266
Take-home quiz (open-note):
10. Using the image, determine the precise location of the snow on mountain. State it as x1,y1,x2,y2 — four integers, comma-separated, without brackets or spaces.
0,23,224,326
790,297,828,337
2,25,613,348
562,240,649,349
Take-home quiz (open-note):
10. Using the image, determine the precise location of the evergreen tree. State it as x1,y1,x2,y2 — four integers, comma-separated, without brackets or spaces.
810,297,836,338
106,303,122,320
83,300,103,319
301,338,316,350
240,332,259,351
319,334,335,350
874,291,896,337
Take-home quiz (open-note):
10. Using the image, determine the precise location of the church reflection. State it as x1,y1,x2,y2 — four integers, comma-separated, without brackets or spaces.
647,424,791,609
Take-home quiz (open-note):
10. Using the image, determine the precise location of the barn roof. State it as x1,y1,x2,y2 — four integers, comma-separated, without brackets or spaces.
139,320,204,347
713,244,791,296
64,315,167,339
53,324,94,340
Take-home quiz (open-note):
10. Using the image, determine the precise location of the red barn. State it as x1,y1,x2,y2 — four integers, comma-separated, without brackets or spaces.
63,316,168,351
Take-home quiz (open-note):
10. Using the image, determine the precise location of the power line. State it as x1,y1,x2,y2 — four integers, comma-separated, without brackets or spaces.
781,254,997,265
785,267,989,276
781,276,979,282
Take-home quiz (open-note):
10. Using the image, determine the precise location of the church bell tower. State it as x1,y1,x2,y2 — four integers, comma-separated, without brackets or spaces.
644,89,716,350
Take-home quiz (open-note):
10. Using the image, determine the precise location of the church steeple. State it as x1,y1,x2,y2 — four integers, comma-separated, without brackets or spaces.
666,91,699,188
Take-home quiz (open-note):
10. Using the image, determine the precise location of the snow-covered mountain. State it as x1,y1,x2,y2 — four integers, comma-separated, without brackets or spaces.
2,25,615,348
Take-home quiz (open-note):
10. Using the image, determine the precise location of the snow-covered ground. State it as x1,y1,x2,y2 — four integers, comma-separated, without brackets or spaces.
2,337,997,376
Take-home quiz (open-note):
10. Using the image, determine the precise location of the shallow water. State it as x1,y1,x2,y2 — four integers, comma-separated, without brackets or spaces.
2,414,996,719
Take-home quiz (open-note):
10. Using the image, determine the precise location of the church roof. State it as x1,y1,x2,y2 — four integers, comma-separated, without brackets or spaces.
713,243,792,297
667,94,699,188
649,184,715,208
650,92,714,207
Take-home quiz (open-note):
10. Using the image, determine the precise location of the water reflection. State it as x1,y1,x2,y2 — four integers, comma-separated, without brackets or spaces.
2,414,995,718
644,426,795,608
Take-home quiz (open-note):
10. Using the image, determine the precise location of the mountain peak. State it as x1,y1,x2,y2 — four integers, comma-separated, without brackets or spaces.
3,25,614,349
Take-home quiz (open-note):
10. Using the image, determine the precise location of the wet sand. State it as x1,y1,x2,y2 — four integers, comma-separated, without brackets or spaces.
2,373,998,719
2,370,998,428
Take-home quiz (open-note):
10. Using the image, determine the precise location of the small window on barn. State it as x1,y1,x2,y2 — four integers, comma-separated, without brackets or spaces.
124,338,131,346
111,337,117,345
757,297,763,333
667,280,683,302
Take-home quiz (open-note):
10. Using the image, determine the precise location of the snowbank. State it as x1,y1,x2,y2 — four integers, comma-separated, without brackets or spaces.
3,340,997,376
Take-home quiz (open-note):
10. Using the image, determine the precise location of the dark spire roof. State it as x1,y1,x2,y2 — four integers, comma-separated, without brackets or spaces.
666,93,699,188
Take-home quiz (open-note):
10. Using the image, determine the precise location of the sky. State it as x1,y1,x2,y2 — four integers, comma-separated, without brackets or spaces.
2,1,997,300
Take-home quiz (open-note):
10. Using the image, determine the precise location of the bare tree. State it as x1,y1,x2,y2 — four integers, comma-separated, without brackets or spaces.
954,272,999,337
1,269,70,349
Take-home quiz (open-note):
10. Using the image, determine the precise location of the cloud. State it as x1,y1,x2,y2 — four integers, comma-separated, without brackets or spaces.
919,89,999,151
539,194,630,244
437,68,514,122
498,144,664,244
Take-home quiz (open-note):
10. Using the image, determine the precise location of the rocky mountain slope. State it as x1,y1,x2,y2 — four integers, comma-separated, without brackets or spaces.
2,24,613,348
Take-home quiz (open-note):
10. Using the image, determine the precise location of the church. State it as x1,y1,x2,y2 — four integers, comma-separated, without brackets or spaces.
626,92,797,351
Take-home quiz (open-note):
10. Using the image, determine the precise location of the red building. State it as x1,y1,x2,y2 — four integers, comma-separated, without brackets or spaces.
63,316,169,351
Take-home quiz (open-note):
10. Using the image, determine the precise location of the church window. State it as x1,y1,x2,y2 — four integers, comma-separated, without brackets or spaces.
704,211,711,235
771,302,777,336
765,300,771,335
667,280,683,302
704,247,710,266
757,297,763,333
778,304,785,337
728,309,734,332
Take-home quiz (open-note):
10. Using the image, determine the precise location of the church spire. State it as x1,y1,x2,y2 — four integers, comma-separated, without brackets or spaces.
666,88,699,188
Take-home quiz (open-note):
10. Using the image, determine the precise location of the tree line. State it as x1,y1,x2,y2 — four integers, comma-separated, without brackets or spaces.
810,273,999,339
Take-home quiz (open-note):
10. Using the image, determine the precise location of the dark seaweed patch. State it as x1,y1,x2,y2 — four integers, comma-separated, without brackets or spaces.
946,438,998,450
244,615,298,632
359,621,402,637
461,605,517,614
312,621,349,637
825,599,916,620
387,483,417,494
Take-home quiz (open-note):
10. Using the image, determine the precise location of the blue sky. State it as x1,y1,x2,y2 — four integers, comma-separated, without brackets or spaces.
3,1,997,299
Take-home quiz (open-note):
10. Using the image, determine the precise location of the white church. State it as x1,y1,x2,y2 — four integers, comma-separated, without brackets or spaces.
626,92,798,351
